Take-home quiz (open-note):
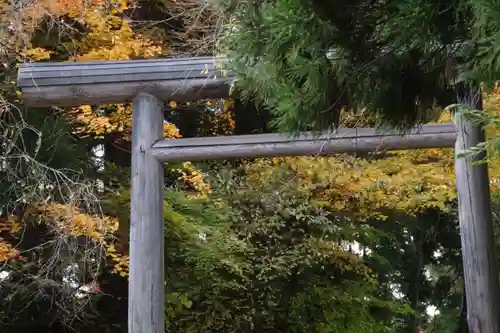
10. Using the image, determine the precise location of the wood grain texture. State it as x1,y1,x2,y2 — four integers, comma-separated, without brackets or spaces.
151,124,457,162
454,99,500,333
17,57,231,106
129,93,165,333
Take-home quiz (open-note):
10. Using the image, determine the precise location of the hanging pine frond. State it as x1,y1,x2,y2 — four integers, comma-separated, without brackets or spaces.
214,0,497,133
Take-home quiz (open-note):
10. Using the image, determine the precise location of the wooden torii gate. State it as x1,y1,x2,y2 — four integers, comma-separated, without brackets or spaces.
17,57,500,333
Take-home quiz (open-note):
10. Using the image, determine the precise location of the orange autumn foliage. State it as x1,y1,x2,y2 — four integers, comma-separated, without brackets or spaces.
0,216,20,261
29,203,119,238
71,104,181,140
0,202,119,262
0,241,19,262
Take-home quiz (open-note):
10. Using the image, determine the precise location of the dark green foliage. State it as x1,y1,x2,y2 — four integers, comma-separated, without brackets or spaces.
218,0,500,133
0,105,95,211
154,163,430,333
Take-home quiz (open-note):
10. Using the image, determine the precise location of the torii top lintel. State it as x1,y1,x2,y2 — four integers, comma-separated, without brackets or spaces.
17,56,232,107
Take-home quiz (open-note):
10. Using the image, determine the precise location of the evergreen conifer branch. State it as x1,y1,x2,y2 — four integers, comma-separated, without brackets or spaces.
214,0,500,133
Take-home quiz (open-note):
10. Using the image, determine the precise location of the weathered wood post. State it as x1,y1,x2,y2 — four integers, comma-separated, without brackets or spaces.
453,85,500,333
129,93,165,333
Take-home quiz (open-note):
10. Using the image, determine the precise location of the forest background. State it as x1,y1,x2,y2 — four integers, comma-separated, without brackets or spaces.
1,1,500,333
